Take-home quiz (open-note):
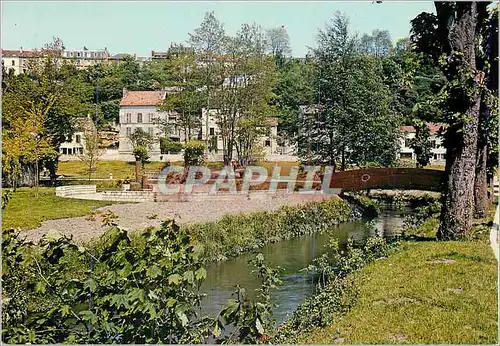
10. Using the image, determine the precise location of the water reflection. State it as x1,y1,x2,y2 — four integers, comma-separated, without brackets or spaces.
200,208,406,324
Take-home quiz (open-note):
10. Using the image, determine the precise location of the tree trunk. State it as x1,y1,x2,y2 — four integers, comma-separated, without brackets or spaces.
135,160,140,182
19,163,37,187
474,97,490,218
46,158,59,187
437,2,481,240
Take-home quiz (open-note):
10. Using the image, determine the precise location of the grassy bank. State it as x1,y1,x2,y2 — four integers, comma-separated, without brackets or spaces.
2,188,116,230
300,239,497,344
184,196,354,262
293,200,498,345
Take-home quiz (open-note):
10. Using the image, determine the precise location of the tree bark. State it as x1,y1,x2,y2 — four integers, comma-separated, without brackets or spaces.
437,2,481,240
474,96,490,218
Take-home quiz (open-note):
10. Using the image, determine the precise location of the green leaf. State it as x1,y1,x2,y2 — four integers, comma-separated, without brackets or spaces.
195,267,207,281
34,281,46,293
60,305,71,317
146,265,162,278
168,274,182,285
183,270,194,284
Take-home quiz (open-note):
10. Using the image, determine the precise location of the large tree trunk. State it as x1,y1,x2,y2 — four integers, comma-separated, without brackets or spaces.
437,2,481,240
474,96,490,218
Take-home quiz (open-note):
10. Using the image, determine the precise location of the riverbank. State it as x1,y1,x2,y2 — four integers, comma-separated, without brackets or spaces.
18,194,339,243
300,239,498,344
294,203,498,344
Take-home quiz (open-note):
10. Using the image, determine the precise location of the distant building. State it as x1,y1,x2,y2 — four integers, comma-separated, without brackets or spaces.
200,108,280,160
59,117,97,161
62,47,110,69
1,49,45,75
399,124,446,163
118,88,184,159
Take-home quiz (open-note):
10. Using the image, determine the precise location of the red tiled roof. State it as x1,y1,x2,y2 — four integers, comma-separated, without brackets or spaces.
400,123,444,134
120,90,166,106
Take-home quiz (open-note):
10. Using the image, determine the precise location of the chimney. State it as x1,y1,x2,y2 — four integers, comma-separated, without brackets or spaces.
123,87,128,98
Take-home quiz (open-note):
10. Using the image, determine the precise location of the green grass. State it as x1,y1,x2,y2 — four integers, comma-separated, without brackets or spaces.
57,160,300,180
2,187,116,230
57,161,170,180
300,238,498,344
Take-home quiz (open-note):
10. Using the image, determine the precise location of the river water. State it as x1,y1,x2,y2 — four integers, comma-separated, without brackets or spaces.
199,207,407,324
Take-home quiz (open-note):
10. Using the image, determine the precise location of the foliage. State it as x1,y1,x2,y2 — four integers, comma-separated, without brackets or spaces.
300,12,402,168
77,119,104,181
183,140,205,167
128,128,154,167
160,137,184,154
358,29,393,57
274,234,396,343
187,196,354,262
408,121,433,168
218,253,283,343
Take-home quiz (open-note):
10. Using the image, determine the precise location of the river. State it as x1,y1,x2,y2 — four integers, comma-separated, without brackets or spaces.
199,207,407,324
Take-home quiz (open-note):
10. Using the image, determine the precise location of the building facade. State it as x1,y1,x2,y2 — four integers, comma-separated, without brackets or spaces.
118,89,184,159
200,108,280,161
399,124,446,163
59,117,97,161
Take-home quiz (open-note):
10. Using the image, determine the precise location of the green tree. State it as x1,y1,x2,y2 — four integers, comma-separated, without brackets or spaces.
128,128,154,181
409,121,433,168
302,12,401,169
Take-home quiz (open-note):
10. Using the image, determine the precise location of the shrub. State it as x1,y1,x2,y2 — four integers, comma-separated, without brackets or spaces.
183,140,205,167
160,138,183,154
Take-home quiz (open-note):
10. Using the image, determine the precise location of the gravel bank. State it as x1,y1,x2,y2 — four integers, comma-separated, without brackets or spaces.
21,194,335,243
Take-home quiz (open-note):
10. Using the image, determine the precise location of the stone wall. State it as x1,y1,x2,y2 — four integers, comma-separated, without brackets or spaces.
56,185,97,197
101,190,155,202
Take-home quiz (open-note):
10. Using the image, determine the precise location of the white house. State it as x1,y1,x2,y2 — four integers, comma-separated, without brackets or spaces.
118,88,185,160
399,124,446,163
200,108,282,161
59,117,96,161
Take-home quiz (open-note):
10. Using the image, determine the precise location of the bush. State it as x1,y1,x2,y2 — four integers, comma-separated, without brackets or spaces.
161,138,183,154
183,140,205,167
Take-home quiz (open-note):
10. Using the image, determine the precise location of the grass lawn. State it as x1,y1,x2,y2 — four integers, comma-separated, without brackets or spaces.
57,160,300,180
2,187,116,230
300,238,498,344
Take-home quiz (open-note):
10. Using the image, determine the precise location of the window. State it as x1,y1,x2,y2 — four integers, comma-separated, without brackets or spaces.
126,127,132,137
168,115,177,121
126,113,131,123
137,113,143,123
265,139,271,147
431,140,437,148
11,60,15,66
209,127,215,136
22,69,26,73
75,135,81,143
404,139,411,148
148,113,154,123
400,152,413,159
148,127,154,136
62,148,67,155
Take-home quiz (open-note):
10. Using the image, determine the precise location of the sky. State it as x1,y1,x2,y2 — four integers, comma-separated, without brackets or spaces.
1,1,435,58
